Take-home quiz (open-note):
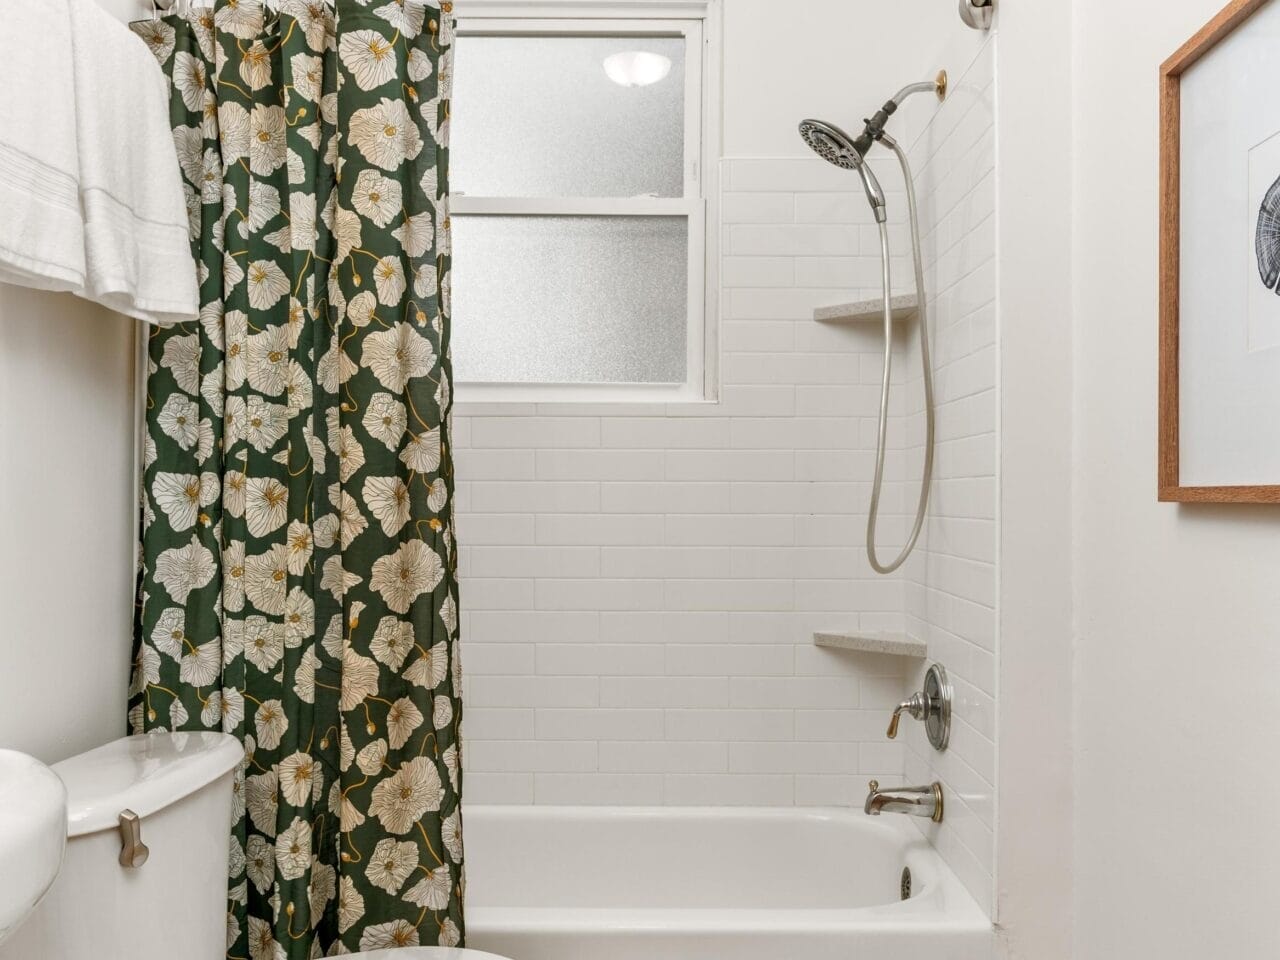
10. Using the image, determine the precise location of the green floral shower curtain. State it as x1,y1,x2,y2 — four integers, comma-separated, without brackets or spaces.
128,2,462,955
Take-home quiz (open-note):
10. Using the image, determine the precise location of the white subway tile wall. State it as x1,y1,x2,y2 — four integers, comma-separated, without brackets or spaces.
454,146,917,811
899,42,998,916
453,35,997,916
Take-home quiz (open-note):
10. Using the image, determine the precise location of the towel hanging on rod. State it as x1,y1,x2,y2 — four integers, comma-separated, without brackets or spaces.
68,0,198,325
0,0,198,325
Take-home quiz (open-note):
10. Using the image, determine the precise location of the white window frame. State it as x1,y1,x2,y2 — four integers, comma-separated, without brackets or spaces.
450,1,720,405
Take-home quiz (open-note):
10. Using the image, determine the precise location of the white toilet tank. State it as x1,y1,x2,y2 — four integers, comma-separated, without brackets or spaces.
0,732,242,960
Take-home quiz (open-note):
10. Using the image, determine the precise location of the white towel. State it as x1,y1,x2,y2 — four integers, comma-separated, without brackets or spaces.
68,0,199,327
0,0,87,294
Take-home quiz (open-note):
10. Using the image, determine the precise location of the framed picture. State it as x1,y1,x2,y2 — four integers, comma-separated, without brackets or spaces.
1160,0,1280,502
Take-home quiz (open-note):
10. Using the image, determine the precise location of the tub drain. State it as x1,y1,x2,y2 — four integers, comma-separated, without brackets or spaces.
900,867,912,900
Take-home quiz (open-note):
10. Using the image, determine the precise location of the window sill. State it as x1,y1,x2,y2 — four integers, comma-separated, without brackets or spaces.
453,400,720,418
453,382,714,414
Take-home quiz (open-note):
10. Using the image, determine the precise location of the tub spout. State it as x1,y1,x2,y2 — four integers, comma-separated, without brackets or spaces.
864,780,944,823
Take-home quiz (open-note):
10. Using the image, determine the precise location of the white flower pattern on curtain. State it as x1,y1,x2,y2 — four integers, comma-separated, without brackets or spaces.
129,2,462,956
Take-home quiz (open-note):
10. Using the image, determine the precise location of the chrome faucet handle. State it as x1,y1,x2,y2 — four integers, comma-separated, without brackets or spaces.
886,693,927,739
884,663,952,751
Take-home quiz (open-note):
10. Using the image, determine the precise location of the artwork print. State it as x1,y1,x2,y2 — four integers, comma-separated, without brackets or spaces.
1248,129,1280,352
1160,0,1280,501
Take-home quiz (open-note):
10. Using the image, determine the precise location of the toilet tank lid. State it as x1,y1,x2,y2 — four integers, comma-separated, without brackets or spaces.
53,732,243,837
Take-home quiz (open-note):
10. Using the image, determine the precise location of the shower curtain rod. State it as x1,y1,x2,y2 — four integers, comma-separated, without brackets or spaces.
150,0,344,13
149,0,443,16
148,0,445,15
150,0,436,9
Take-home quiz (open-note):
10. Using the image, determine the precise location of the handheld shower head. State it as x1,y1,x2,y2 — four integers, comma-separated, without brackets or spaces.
798,118,887,222
797,118,866,170
798,75,946,223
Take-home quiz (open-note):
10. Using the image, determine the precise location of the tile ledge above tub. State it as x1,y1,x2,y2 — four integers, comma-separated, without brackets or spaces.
814,293,918,324
812,631,927,658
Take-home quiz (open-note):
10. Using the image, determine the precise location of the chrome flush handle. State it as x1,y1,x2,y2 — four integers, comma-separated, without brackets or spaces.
118,809,150,869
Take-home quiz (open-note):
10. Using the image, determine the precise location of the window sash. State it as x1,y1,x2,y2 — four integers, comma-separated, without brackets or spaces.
454,17,703,201
451,206,705,400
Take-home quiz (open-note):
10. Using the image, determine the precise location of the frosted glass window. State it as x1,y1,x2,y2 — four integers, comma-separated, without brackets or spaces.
451,216,689,384
451,36,686,198
448,16,707,398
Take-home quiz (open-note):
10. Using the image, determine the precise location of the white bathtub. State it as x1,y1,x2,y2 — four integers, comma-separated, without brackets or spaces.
463,805,993,960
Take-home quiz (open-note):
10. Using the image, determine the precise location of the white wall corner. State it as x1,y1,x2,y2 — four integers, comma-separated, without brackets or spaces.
994,1,1074,957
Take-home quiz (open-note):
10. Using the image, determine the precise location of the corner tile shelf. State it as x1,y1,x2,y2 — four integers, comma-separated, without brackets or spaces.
813,631,927,658
814,293,918,324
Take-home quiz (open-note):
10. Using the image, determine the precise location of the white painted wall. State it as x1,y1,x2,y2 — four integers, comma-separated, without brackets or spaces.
723,0,955,159
1072,0,1280,956
0,0,146,764
0,288,136,763
987,0,1280,954
991,0,1075,955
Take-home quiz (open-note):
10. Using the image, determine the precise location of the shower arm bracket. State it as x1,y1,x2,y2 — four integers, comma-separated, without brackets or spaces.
860,72,948,154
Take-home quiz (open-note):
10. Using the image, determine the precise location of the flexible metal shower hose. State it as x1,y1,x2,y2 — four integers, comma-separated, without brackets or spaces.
865,139,935,575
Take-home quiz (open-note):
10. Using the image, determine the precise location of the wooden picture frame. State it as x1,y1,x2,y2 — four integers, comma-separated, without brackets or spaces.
1159,0,1280,503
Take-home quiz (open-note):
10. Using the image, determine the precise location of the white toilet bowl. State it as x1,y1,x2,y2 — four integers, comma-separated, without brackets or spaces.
347,950,512,960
